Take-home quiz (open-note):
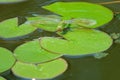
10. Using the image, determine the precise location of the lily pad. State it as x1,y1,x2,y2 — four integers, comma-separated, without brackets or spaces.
14,39,62,64
43,2,113,28
0,47,16,73
0,18,37,38
0,76,6,80
40,29,113,56
12,58,68,79
27,15,62,32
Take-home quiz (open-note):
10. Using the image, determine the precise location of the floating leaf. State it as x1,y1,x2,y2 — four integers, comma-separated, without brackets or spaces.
0,18,37,38
43,2,113,28
0,47,16,73
0,76,6,80
12,58,68,79
14,40,62,64
40,29,113,56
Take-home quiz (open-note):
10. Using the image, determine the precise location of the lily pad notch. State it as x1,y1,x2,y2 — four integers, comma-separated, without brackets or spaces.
0,17,36,38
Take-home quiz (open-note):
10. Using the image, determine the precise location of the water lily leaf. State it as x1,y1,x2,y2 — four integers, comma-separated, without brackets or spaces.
43,2,113,28
40,29,113,56
14,40,62,64
0,0,26,3
0,76,6,80
27,15,62,32
0,47,16,73
0,18,37,38
12,58,68,79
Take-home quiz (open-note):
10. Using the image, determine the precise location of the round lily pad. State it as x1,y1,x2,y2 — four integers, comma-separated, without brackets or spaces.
40,29,113,56
0,47,16,73
27,15,62,32
0,76,6,80
14,39,62,64
0,18,37,38
12,58,68,79
43,2,113,28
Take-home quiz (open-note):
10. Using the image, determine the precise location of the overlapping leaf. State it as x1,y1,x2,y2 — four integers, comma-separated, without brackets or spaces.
14,40,62,63
40,29,113,56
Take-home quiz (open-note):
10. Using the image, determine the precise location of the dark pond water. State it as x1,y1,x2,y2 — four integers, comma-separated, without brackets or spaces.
0,0,120,80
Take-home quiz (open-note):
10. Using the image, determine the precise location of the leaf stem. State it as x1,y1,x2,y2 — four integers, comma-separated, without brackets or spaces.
98,1,120,5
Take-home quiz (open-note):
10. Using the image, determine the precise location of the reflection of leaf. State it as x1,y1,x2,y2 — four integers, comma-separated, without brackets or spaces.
43,2,113,28
0,18,36,38
0,47,16,73
14,39,62,64
12,58,68,79
40,29,113,56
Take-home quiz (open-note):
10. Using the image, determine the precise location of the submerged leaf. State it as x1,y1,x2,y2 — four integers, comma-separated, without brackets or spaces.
40,29,113,56
0,47,16,73
12,58,68,79
14,40,62,63
27,15,62,32
0,18,36,38
43,2,113,28
27,15,97,32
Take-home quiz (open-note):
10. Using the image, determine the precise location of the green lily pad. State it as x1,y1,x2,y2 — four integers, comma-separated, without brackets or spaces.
0,0,26,3
0,18,37,38
12,58,68,79
14,39,62,64
27,15,62,32
0,76,6,80
40,29,113,56
0,47,16,73
43,2,113,28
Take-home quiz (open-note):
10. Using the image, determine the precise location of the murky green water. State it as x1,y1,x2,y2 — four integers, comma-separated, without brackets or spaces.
0,0,120,80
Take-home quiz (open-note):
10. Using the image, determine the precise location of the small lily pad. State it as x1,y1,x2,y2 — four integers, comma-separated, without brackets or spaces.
14,40,62,63
12,58,68,79
43,2,113,28
40,29,113,56
0,47,16,73
0,18,37,38
0,76,6,80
